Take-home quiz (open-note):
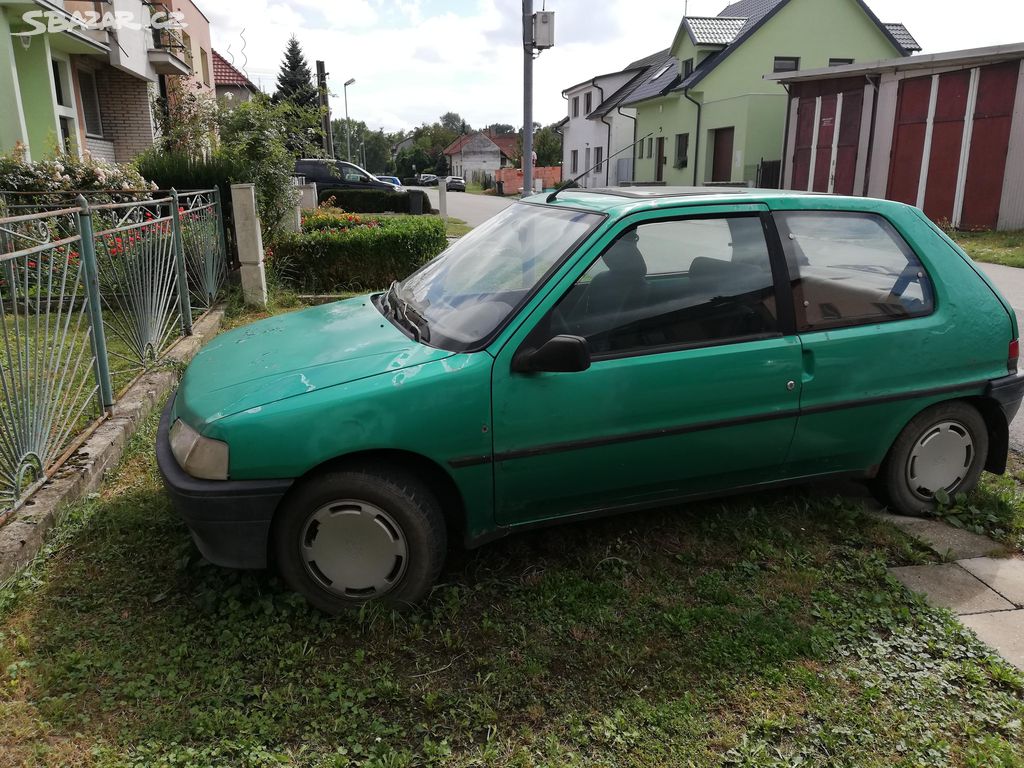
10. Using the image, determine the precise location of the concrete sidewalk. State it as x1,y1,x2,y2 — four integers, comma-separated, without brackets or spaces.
880,510,1024,668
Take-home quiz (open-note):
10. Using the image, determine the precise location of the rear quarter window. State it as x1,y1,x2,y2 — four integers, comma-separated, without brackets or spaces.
775,211,934,331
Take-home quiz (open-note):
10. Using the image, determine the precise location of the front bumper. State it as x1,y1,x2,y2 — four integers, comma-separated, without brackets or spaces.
157,396,293,569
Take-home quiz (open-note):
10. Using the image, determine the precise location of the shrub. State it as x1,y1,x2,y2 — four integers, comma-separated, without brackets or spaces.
273,214,446,293
135,150,242,199
317,188,430,215
0,148,153,195
302,207,381,232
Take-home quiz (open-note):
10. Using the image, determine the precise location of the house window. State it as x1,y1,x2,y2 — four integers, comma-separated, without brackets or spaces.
201,49,211,86
78,69,104,138
674,133,689,168
584,147,591,175
572,96,579,117
683,58,694,77
50,57,79,154
594,146,603,172
647,137,653,158
182,31,194,72
773,56,800,73
637,140,644,159
829,58,854,67
584,91,592,114
571,149,579,173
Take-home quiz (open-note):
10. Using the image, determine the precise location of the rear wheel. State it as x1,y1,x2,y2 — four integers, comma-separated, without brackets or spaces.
875,401,988,515
274,468,446,613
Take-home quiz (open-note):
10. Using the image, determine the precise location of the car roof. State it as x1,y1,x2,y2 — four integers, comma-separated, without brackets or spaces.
526,186,912,216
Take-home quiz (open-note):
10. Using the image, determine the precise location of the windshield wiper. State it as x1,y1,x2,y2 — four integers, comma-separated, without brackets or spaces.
384,281,430,344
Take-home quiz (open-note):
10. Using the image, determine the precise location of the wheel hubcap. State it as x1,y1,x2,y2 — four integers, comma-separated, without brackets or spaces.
301,500,408,599
906,420,974,500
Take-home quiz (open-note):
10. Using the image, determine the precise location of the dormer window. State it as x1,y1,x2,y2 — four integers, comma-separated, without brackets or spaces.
584,91,592,114
683,58,694,77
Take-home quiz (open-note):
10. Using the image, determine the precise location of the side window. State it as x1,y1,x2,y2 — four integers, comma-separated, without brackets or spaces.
544,216,779,357
775,211,934,331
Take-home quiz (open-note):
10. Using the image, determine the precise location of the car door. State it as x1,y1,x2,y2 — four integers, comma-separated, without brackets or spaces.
773,209,953,476
490,206,804,526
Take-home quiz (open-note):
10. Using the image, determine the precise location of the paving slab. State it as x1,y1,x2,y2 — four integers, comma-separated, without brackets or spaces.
960,610,1024,670
957,557,1024,607
872,513,1006,559
888,564,1014,615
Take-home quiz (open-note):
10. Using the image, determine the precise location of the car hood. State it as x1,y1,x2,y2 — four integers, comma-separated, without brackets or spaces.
176,297,453,429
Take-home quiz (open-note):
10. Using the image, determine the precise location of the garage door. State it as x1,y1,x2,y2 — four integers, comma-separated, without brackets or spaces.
886,61,1020,230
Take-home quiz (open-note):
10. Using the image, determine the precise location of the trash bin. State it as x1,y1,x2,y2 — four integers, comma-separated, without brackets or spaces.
496,181,504,196
408,190,424,215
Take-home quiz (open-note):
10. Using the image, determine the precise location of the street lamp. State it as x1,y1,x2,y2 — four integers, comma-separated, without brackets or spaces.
343,78,356,162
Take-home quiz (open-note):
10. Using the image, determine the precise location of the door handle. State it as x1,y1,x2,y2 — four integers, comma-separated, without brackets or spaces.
801,348,815,383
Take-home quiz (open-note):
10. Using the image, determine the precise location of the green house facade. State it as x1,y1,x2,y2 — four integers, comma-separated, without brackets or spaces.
624,0,920,187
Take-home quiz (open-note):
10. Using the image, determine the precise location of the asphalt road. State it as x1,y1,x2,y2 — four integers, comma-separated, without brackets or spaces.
979,263,1024,452
420,187,513,227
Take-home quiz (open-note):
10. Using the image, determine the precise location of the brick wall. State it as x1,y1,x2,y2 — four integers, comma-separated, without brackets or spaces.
85,137,116,163
91,65,156,163
495,166,563,194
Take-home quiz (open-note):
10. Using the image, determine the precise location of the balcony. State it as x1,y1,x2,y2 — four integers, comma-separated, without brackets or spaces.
148,26,191,76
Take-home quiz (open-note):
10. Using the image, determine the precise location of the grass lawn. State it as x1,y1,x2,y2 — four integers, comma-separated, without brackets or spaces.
952,230,1024,269
3,402,1024,766
444,218,472,238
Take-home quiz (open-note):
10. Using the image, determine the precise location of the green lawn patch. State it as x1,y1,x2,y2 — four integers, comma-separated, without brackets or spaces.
444,217,472,238
2,404,1024,766
952,230,1024,269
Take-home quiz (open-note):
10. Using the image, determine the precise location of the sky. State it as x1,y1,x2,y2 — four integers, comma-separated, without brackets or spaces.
203,0,1024,135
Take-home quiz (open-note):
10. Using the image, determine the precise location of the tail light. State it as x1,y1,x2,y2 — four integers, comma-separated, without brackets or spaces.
1010,338,1019,373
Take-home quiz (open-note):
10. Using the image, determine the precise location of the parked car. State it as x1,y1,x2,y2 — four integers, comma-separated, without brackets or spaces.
445,176,466,192
375,175,403,187
294,158,401,198
159,187,1024,613
416,173,438,186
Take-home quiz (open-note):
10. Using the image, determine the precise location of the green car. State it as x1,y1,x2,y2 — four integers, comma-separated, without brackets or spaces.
158,187,1024,612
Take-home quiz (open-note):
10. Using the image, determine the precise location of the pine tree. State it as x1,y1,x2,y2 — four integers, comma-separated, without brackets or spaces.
274,35,318,109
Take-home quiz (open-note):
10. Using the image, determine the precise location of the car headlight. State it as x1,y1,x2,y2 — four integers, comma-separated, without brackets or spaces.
170,419,229,480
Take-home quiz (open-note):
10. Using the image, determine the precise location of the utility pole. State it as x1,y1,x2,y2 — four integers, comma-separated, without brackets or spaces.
522,0,534,197
343,78,356,162
316,60,334,158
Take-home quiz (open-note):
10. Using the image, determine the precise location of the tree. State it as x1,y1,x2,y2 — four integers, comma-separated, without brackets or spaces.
274,35,318,110
440,112,469,134
487,123,516,135
533,122,562,167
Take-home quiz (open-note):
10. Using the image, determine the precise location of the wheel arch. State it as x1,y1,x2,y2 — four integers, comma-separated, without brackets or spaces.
270,448,468,561
965,395,1010,474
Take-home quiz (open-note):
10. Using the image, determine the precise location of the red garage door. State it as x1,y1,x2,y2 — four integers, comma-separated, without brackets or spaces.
789,79,865,193
887,61,1019,230
961,61,1019,230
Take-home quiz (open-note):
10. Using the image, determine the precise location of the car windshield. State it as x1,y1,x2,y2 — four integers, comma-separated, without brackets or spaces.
387,203,603,351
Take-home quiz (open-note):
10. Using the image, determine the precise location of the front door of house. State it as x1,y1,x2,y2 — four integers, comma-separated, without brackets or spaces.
655,137,666,182
712,127,734,182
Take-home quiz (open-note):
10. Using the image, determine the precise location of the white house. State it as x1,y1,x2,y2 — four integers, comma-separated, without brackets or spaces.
560,50,672,187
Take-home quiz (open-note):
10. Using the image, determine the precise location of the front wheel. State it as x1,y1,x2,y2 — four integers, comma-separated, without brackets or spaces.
273,468,447,613
874,401,988,515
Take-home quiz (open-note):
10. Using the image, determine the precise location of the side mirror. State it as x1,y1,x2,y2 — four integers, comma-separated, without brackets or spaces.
512,335,591,374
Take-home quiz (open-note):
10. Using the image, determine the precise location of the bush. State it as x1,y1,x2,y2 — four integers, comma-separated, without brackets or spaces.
135,150,242,199
0,148,152,195
273,213,446,293
402,177,418,187
318,188,429,215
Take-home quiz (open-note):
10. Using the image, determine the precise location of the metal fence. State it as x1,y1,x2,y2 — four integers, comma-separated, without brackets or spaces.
0,190,228,515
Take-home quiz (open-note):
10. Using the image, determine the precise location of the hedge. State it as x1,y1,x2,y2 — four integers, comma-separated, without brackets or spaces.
317,188,430,215
273,214,447,293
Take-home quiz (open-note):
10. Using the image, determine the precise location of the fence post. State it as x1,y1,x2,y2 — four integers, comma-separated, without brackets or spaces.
211,188,229,304
230,183,268,308
170,189,194,335
77,196,115,411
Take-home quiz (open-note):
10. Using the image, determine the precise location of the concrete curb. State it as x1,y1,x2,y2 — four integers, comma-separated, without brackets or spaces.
0,308,225,582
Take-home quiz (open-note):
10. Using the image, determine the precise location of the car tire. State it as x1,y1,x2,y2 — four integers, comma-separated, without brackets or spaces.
874,401,988,515
273,467,447,613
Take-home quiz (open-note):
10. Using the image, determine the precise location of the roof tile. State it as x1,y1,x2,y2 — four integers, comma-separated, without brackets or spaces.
211,50,257,89
684,16,746,45
885,22,922,52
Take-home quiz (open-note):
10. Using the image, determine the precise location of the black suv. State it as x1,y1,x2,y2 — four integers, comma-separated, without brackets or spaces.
295,159,401,200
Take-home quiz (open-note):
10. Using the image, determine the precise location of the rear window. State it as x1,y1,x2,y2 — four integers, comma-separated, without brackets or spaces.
775,211,934,331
